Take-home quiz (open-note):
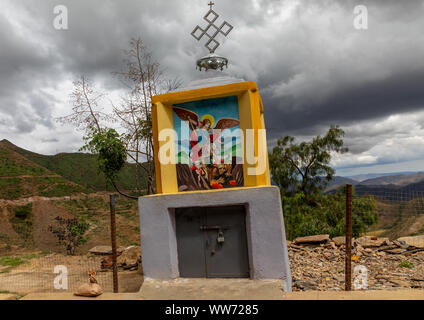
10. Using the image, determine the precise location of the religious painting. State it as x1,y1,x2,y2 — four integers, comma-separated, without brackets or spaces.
173,96,244,191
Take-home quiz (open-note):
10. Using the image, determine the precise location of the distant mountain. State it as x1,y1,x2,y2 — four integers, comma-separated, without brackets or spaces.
353,179,424,200
0,139,148,194
348,171,420,182
324,171,424,199
399,180,424,194
324,176,359,192
358,172,424,186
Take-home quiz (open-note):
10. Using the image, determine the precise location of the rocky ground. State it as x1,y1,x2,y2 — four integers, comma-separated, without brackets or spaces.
3,236,424,296
289,234,424,291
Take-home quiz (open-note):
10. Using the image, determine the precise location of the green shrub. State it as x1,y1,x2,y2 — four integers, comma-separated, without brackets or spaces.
48,216,90,255
9,204,33,241
14,204,32,219
0,256,25,267
399,260,413,269
282,190,378,240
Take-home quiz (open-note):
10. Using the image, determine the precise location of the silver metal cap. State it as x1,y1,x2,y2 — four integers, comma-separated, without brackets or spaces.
196,53,228,71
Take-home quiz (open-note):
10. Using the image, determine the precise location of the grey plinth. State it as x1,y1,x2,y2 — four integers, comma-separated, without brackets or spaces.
138,186,292,292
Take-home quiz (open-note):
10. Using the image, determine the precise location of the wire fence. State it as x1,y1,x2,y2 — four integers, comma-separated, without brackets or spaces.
290,189,424,291
0,254,114,294
1,189,424,295
0,194,142,296
0,250,143,295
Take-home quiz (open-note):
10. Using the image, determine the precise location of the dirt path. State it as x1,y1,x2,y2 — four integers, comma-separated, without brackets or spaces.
0,192,121,216
0,192,107,206
0,174,61,179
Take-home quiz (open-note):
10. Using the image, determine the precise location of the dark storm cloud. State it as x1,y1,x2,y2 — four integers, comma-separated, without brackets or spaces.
250,0,424,144
263,69,424,140
0,2,64,135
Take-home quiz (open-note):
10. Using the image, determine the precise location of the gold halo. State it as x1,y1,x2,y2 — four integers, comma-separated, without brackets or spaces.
201,114,215,127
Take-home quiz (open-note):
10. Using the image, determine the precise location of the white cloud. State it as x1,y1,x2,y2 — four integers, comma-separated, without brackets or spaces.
331,110,424,173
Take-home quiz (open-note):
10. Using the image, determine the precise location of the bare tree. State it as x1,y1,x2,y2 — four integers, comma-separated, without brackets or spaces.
113,94,150,194
58,77,136,198
58,76,110,133
59,38,181,196
113,38,181,194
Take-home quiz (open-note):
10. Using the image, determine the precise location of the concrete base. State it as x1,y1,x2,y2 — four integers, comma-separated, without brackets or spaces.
138,278,286,300
19,289,424,300
138,186,292,291
282,290,424,300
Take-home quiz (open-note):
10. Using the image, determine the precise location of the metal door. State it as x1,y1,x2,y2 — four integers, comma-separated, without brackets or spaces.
175,205,249,278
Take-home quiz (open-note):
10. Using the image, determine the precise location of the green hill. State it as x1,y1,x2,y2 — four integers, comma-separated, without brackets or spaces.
0,143,50,177
0,139,148,195
0,142,89,199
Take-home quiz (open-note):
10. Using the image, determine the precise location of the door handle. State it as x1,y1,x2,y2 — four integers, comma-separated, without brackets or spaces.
200,225,230,230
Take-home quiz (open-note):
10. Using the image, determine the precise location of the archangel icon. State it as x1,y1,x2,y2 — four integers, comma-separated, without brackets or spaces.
173,96,244,191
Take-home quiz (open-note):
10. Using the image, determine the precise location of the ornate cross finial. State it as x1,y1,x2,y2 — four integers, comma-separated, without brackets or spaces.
191,3,233,54
191,2,233,71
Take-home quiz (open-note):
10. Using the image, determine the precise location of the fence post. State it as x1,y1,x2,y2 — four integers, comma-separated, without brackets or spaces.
345,184,352,291
110,194,118,293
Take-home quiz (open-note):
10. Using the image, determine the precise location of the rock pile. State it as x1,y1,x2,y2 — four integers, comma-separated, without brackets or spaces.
288,234,424,291
88,246,126,256
97,246,142,272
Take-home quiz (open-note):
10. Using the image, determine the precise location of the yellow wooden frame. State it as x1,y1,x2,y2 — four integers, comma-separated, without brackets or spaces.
151,81,271,194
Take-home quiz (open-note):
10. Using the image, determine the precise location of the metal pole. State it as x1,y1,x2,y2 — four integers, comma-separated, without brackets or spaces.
110,194,118,293
345,184,352,291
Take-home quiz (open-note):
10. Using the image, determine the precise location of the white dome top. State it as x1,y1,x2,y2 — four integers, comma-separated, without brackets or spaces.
172,71,245,92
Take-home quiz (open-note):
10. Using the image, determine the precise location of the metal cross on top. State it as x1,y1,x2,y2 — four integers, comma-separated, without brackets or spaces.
191,1,233,54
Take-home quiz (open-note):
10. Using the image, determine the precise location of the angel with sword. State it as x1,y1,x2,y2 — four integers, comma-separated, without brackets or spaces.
173,107,240,185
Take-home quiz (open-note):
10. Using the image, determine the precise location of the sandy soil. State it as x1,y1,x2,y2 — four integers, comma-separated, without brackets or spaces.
0,193,141,254
0,253,143,295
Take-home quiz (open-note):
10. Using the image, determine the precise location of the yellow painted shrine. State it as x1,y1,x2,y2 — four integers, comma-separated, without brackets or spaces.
151,80,271,194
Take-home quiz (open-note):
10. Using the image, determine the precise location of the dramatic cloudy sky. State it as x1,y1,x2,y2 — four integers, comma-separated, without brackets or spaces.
1,0,424,176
